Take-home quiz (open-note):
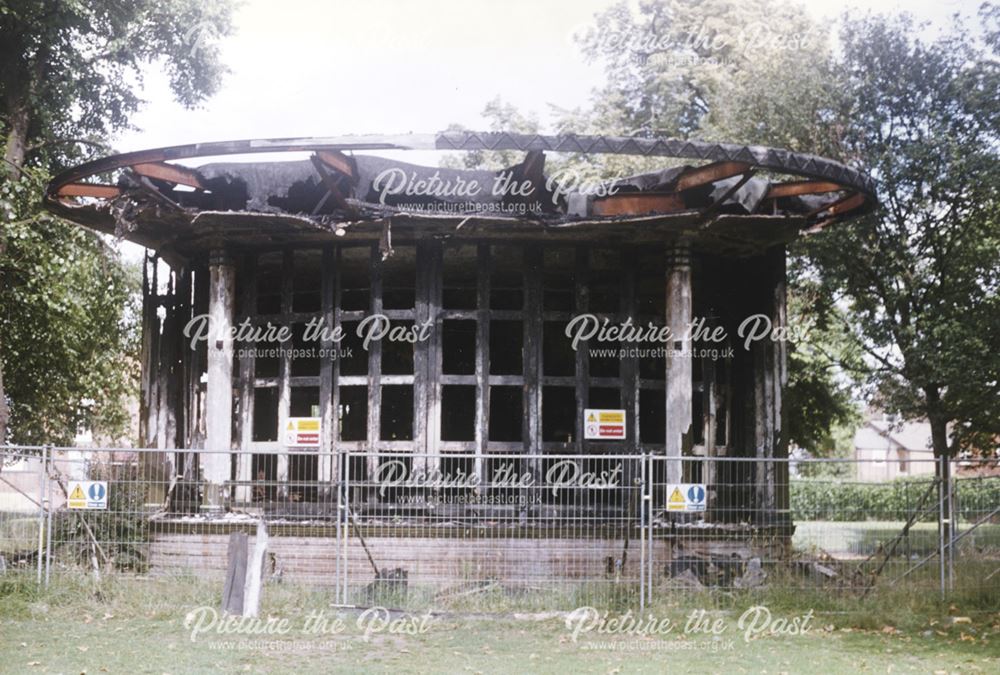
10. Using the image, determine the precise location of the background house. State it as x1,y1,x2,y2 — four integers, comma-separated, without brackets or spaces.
853,416,937,481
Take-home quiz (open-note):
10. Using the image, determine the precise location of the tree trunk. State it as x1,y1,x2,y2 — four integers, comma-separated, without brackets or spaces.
2,96,30,170
927,392,953,580
0,362,7,451
1,95,31,448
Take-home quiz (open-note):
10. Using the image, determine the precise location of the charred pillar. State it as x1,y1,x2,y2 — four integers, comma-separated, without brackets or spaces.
665,240,693,484
752,245,789,526
204,248,235,510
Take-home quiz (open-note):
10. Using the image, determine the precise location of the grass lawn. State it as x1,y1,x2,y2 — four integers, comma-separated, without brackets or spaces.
793,520,1000,558
2,575,999,674
2,611,1000,674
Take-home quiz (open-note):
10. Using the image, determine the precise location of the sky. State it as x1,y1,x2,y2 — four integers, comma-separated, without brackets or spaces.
115,0,981,154
109,0,977,262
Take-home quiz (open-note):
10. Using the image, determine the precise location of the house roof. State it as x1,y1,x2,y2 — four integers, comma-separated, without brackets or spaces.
861,419,937,453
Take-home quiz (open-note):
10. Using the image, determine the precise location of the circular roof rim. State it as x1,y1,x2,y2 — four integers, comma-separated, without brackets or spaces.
46,131,877,201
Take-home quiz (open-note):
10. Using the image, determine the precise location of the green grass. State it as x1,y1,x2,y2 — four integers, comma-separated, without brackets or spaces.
1,574,999,673
794,520,1000,557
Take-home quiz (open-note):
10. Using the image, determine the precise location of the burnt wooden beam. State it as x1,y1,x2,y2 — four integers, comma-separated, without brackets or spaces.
698,170,755,220
675,161,751,192
591,192,686,217
765,180,842,199
309,154,354,214
135,175,183,211
510,149,545,191
315,149,357,180
808,192,865,219
56,182,121,199
132,162,205,190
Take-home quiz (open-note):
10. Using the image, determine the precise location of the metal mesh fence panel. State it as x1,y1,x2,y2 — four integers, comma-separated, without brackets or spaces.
3,446,997,611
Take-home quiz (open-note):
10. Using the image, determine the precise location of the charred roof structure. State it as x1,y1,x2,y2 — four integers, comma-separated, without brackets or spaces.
47,132,873,260
46,132,873,538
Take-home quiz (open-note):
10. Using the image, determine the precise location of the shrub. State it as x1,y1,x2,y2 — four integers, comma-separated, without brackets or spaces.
790,476,1000,522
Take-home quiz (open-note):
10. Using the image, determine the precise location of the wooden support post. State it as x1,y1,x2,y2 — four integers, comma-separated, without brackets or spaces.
205,249,236,510
665,241,693,485
139,253,157,448
753,246,789,524
221,532,248,615
319,247,336,496
413,240,438,477
427,241,443,476
220,522,268,617
276,251,293,499
574,245,590,458
703,348,717,521
332,247,345,499
235,254,257,503
773,247,789,520
523,247,543,502
243,521,269,618
186,266,210,474
621,248,638,473
366,243,383,494
474,245,490,488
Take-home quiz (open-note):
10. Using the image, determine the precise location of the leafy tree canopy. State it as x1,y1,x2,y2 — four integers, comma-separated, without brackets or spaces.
1,0,234,444
470,0,1000,457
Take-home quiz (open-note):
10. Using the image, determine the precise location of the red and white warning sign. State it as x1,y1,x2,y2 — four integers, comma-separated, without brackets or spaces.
284,417,321,447
583,409,626,440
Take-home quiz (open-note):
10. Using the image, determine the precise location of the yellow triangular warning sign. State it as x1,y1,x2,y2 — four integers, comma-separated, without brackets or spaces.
668,487,685,504
587,413,596,422
69,484,85,500
287,421,294,430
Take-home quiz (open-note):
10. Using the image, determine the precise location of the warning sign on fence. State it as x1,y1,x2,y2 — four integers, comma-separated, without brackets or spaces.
666,483,707,512
583,409,626,440
67,481,108,510
284,417,321,447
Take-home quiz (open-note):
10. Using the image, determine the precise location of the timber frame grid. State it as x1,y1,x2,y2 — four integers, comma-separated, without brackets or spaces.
140,238,765,516
212,239,736,508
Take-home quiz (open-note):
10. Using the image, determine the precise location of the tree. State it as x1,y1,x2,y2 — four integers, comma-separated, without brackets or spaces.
2,165,139,444
804,10,1000,459
441,96,541,170
566,0,1000,460
562,0,863,451
784,279,863,457
1,0,234,443
565,0,847,161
